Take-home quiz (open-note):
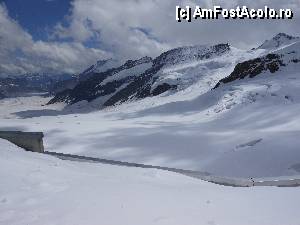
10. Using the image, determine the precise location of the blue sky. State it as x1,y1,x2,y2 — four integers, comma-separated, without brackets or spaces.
0,0,299,76
2,0,71,41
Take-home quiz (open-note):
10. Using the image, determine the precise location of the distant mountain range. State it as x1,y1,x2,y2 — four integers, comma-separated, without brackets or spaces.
1,33,299,108
47,33,300,109
0,74,72,98
215,43,300,89
48,43,231,106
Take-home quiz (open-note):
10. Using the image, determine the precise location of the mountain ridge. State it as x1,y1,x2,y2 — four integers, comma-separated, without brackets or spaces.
46,33,300,111
48,43,232,106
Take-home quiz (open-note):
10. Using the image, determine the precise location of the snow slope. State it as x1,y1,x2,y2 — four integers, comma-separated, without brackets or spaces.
1,139,300,225
258,33,300,50
77,58,121,81
0,33,300,179
48,57,153,105
2,71,300,179
1,33,300,224
49,44,242,107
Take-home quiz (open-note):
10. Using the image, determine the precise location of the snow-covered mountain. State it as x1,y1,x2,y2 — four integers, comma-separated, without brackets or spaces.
0,73,72,97
104,44,232,107
77,58,121,82
49,59,121,95
48,44,234,106
215,41,300,89
48,33,300,111
48,56,153,105
2,33,300,179
258,33,300,50
2,32,300,225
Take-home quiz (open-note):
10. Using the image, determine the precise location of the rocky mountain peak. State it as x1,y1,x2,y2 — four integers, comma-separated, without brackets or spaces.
258,33,300,50
153,43,231,67
123,56,153,68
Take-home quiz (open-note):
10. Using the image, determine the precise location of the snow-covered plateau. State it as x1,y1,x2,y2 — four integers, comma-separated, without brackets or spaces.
1,33,300,224
1,139,300,225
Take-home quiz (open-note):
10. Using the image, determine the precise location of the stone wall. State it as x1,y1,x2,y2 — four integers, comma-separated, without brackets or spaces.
0,131,44,153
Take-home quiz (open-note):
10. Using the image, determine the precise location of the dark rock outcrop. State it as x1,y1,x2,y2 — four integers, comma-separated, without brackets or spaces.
153,43,230,67
48,57,153,105
214,54,285,89
48,43,231,107
103,64,162,106
152,83,177,97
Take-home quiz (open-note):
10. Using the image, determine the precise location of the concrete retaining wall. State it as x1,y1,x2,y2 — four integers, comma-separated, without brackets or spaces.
0,131,44,153
252,176,300,187
44,151,300,187
2,134,298,187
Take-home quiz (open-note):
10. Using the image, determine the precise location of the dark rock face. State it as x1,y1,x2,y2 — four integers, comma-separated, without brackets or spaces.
48,43,231,107
77,59,115,82
47,89,72,104
214,54,285,89
292,59,300,63
103,65,162,107
103,44,230,106
48,57,153,105
49,59,120,95
154,44,230,67
49,77,77,95
152,83,177,96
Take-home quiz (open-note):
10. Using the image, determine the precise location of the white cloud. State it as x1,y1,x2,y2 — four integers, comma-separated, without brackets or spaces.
55,0,300,58
1,0,300,76
53,0,173,60
0,3,111,76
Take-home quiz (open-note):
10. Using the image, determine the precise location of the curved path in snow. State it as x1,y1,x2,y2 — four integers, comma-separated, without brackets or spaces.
44,151,300,188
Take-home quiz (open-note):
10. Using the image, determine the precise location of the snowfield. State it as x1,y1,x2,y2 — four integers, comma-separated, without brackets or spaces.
1,33,300,224
1,139,300,225
1,65,300,178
